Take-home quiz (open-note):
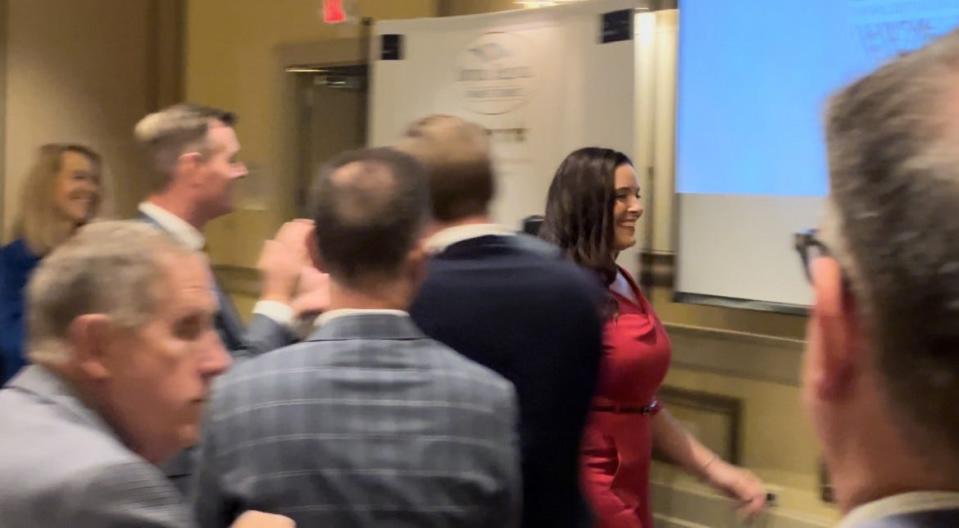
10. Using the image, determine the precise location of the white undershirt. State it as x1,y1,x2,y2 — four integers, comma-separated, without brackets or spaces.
609,269,638,304
138,202,293,327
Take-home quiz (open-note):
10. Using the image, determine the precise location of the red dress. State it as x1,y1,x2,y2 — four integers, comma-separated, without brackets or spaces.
580,269,672,528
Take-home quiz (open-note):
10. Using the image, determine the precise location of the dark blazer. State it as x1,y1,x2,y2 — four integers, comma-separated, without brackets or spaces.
0,239,41,385
410,234,605,528
194,312,521,528
138,211,294,359
0,366,193,528
853,508,959,527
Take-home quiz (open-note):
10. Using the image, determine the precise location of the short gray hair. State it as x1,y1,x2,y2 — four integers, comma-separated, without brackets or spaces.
134,103,236,191
824,28,959,453
27,220,194,365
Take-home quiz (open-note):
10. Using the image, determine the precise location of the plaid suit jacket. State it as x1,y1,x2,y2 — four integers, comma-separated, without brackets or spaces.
194,312,521,528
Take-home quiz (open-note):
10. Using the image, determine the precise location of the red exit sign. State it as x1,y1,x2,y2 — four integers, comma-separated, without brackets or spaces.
323,0,347,24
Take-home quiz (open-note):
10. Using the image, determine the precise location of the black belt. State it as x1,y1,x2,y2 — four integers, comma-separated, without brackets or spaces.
592,400,660,415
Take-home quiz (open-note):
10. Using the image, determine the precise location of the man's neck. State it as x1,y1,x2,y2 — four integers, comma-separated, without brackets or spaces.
427,214,493,238
54,365,169,465
827,397,959,513
145,194,208,231
327,279,411,312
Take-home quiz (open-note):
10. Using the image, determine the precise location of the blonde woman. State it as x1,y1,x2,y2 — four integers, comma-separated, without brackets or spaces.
0,144,103,383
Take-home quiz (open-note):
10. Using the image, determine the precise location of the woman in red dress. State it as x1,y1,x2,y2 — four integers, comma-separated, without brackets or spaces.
541,147,767,528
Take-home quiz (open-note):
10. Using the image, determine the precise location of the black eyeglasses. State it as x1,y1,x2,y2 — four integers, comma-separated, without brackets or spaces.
794,229,832,282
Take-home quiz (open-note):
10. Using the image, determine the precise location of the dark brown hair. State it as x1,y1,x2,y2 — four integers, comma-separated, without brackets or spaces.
541,147,633,286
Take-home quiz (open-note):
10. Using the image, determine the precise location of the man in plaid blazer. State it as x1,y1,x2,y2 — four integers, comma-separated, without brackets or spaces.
194,147,521,528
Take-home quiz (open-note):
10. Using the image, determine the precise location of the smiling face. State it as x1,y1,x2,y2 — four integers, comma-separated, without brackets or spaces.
53,150,101,224
611,163,643,251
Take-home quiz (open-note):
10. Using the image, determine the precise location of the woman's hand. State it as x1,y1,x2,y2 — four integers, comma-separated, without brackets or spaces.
703,459,768,520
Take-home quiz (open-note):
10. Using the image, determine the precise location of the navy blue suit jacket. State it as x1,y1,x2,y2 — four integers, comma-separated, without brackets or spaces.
137,212,293,359
410,234,604,528
854,508,959,527
0,239,40,385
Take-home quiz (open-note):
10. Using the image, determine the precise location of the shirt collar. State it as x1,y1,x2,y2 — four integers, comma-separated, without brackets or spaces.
314,308,409,327
424,223,514,254
138,202,205,251
840,491,959,528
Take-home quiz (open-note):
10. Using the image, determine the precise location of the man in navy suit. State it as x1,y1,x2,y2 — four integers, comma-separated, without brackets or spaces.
800,29,959,528
133,103,327,494
399,115,604,528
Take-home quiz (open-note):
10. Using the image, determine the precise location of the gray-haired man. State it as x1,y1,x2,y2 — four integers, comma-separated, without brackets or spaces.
0,221,292,528
800,28,959,528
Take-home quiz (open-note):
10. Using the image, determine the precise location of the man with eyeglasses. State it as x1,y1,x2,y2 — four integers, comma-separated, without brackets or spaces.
796,28,959,528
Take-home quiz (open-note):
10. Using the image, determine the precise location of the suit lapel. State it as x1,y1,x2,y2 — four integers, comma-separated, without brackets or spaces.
137,211,246,349
211,278,246,351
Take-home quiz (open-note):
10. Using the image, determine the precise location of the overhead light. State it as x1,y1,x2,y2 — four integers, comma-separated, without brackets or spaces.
286,67,325,73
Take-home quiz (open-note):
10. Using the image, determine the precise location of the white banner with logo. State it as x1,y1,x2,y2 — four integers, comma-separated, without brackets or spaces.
370,0,640,230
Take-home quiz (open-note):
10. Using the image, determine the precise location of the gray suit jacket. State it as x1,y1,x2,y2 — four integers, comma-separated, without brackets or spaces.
0,366,193,528
193,313,521,528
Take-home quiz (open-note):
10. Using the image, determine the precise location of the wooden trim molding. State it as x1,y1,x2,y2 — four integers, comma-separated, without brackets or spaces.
655,385,742,464
277,38,367,69
0,0,8,239
145,0,184,111
639,249,674,289
665,323,806,386
650,477,833,528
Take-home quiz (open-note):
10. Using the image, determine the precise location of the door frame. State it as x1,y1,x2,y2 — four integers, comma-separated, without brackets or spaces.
274,29,371,220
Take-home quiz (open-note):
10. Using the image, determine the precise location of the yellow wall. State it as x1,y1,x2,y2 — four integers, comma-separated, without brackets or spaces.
439,0,518,15
186,0,438,270
665,367,818,486
2,0,181,238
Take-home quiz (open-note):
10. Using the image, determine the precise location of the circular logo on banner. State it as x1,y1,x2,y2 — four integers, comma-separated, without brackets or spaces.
455,32,535,116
